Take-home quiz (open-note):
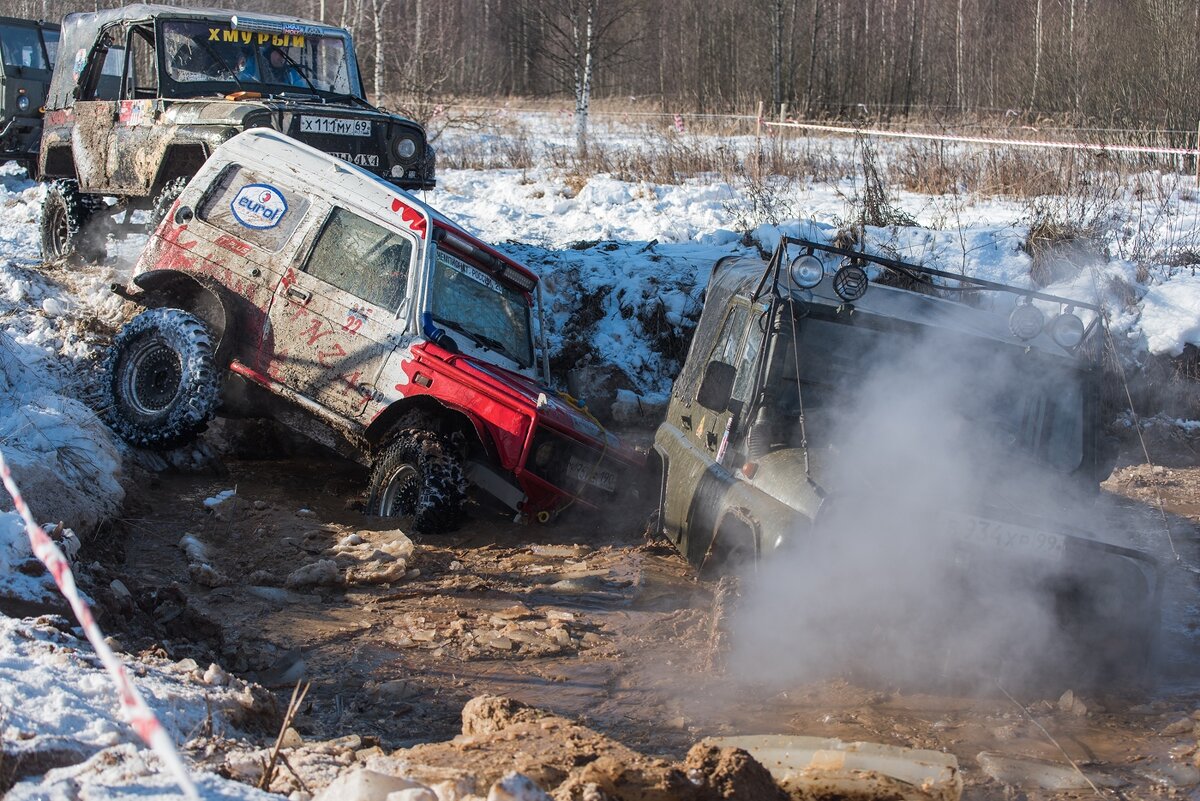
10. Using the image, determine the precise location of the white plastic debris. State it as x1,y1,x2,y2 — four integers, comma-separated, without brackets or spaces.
706,735,962,801
976,751,1119,791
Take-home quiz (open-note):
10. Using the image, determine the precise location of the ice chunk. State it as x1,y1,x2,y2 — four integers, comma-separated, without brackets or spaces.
705,735,961,801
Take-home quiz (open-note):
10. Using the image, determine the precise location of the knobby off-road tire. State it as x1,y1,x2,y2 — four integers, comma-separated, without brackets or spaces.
40,179,107,264
147,176,190,232
367,430,467,534
102,308,222,450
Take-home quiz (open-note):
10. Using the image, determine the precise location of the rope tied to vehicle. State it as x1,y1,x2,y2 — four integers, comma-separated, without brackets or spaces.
0,447,200,799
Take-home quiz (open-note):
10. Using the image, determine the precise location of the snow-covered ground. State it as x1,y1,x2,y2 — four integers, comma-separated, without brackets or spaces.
0,113,1199,797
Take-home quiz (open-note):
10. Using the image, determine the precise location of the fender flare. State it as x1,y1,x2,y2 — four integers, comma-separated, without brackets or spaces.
132,270,236,364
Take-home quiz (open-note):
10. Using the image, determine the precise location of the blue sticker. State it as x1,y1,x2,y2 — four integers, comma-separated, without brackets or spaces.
231,183,288,230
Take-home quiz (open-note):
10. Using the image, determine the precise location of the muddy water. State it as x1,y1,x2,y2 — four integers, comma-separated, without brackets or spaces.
97,454,1200,797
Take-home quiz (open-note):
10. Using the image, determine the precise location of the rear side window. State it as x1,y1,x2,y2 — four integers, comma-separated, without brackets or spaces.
303,207,414,313
198,163,310,252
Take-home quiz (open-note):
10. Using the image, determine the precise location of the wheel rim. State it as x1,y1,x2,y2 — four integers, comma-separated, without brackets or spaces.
378,463,420,516
48,202,69,257
122,339,184,414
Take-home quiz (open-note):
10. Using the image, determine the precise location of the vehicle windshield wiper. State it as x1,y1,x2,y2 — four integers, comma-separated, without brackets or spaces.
431,315,514,361
328,91,376,110
274,47,321,96
194,37,247,92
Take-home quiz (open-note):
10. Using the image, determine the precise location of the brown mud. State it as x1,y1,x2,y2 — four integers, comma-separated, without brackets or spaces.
83,437,1200,799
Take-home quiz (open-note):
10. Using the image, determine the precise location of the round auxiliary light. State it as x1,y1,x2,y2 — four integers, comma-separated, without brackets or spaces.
788,253,824,289
1049,310,1085,348
1009,299,1045,341
17,94,30,112
832,261,869,302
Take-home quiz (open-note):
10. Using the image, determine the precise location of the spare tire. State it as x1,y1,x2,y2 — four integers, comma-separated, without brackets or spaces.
367,430,467,534
102,308,222,449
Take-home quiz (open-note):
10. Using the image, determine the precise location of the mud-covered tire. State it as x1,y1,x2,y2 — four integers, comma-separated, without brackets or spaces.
367,430,467,534
147,176,189,232
40,179,106,264
102,308,222,450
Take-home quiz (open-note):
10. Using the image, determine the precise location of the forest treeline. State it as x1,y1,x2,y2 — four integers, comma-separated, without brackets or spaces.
16,0,1200,135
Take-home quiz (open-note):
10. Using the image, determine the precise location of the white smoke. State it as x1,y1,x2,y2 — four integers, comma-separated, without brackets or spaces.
725,324,1152,693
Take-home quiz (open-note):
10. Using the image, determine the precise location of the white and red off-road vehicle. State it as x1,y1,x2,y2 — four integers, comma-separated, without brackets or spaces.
103,129,640,532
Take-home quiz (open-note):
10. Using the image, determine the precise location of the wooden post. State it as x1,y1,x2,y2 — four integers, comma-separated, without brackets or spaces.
779,102,788,124
756,100,764,137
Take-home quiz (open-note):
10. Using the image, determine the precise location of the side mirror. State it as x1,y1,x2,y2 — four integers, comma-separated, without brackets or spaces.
697,361,736,412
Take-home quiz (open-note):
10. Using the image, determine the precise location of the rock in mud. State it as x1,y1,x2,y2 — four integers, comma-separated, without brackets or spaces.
1160,717,1196,737
487,772,551,801
681,744,789,801
286,559,343,588
385,695,785,801
312,768,432,801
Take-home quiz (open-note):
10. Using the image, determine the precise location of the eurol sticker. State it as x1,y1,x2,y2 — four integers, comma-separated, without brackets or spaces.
231,183,288,229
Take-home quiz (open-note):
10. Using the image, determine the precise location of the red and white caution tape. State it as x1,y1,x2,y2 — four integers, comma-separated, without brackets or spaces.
0,448,200,800
766,119,1199,157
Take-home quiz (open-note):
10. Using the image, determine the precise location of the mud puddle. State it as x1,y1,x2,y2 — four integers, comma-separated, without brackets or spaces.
86,453,1200,798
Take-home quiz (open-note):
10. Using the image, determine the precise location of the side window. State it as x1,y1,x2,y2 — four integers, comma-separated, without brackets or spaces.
198,163,310,252
82,29,126,101
303,208,413,313
732,308,766,403
123,27,157,99
710,304,748,367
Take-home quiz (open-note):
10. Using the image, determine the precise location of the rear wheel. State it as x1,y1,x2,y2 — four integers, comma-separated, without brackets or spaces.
40,179,107,264
102,308,222,449
367,430,467,534
147,177,189,232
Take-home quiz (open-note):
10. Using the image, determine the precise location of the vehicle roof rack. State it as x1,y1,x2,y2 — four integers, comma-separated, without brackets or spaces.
753,236,1102,314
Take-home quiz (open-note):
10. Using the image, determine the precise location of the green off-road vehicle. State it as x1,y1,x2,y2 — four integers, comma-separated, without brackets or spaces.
654,236,1162,685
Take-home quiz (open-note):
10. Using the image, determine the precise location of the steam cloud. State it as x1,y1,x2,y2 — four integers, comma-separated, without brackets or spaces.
726,325,1149,693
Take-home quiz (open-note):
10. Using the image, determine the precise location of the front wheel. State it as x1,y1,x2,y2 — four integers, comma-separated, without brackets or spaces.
102,308,222,449
367,430,467,534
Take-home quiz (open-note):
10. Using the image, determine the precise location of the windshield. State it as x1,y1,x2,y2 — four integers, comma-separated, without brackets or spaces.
160,20,358,96
774,315,1085,473
428,248,534,368
1,25,51,70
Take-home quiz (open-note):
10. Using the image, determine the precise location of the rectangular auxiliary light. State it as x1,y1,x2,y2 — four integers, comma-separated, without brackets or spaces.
230,16,329,38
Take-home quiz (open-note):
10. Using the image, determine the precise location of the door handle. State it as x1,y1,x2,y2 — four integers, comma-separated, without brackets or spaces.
680,415,692,430
286,286,311,303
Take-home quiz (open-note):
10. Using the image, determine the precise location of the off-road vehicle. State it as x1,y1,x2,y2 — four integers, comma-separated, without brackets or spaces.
102,129,639,533
39,4,435,263
654,236,1162,683
0,15,59,176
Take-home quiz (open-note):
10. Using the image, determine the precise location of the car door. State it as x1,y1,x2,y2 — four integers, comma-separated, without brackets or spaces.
265,205,415,420
108,23,167,195
71,25,125,192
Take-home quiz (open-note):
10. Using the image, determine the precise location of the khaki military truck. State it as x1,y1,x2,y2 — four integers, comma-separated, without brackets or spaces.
39,4,434,263
0,15,59,176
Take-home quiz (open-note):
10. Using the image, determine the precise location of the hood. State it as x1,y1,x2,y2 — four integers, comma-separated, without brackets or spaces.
455,356,640,464
161,98,392,126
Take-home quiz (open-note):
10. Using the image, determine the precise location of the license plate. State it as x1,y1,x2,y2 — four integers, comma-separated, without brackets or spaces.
300,116,372,137
566,456,616,493
945,511,1068,558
